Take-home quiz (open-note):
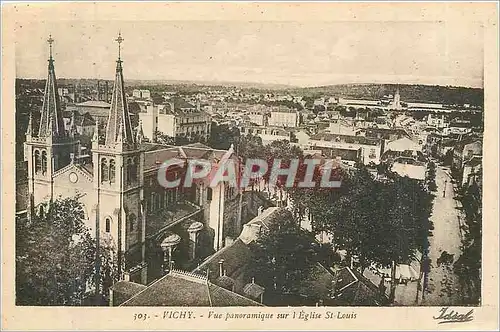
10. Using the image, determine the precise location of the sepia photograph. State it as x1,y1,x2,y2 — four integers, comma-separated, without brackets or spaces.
2,2,499,331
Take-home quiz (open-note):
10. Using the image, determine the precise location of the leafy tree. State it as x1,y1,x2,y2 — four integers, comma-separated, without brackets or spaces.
288,165,433,303
426,161,437,192
250,210,321,296
454,171,482,304
16,197,118,306
155,130,175,145
208,123,240,150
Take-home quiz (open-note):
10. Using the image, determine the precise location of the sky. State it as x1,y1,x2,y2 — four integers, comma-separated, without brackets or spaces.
15,20,484,88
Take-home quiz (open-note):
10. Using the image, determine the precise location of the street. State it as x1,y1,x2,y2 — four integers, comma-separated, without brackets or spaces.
421,166,464,305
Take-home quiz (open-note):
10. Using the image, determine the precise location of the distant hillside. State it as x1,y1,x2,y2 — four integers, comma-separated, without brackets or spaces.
290,83,483,107
16,78,483,107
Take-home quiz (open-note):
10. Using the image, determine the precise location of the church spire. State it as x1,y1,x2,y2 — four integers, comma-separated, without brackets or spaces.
26,111,33,137
38,35,66,138
105,32,134,147
136,120,144,144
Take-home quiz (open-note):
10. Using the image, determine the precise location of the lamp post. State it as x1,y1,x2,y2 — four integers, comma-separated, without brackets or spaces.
160,232,181,275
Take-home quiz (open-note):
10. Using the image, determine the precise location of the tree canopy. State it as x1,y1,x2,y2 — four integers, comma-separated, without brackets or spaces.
250,210,323,296
16,197,117,306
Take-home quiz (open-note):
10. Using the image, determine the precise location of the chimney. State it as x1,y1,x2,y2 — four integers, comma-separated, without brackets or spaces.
218,259,225,277
251,277,255,284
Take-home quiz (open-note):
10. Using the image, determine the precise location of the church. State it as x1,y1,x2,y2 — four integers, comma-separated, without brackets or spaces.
22,34,270,286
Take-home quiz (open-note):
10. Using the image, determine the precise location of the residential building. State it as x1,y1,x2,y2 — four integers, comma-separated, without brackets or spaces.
240,125,292,145
452,139,483,186
138,98,212,142
308,132,384,165
132,89,151,99
268,107,300,127
462,156,482,186
426,113,448,128
246,106,269,126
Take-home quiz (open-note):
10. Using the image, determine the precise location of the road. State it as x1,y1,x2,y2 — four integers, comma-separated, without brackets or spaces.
421,166,464,305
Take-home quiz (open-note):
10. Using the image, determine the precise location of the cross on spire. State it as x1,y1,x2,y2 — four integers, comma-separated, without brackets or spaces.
47,34,54,61
115,31,124,61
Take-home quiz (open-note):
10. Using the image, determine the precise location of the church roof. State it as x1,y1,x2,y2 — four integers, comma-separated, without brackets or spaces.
118,270,263,306
143,146,229,173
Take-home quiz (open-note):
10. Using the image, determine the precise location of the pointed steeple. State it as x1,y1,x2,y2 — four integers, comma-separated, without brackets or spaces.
26,112,33,137
136,120,144,144
105,32,134,147
92,120,99,143
38,35,66,138
70,111,78,138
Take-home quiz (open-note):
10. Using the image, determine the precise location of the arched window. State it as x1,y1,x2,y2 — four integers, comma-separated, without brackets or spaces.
101,158,108,182
105,218,111,233
109,159,116,183
41,150,48,174
129,214,136,232
34,150,41,174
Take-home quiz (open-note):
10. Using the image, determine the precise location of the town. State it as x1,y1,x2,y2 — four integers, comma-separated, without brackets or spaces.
15,33,483,308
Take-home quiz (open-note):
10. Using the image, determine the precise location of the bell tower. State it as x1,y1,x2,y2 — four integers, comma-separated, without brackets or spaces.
92,33,147,284
24,35,79,214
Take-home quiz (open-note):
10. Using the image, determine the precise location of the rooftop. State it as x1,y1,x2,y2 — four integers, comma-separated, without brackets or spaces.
118,269,263,307
76,100,111,108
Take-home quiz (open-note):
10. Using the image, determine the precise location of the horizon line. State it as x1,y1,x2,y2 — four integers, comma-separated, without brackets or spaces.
15,76,484,90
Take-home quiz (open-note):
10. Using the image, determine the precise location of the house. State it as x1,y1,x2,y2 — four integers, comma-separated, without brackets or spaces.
268,107,300,128
138,98,212,142
240,125,291,145
360,128,411,141
452,140,482,179
461,155,482,187
385,137,422,153
331,267,389,306
426,113,447,128
309,132,384,165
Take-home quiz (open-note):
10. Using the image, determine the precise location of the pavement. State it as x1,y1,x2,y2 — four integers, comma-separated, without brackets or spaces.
420,166,464,305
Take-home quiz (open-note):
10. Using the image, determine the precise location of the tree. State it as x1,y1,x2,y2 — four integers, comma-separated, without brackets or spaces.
155,130,175,145
291,165,433,303
15,197,117,306
426,161,437,192
208,123,240,150
454,171,482,304
250,210,321,297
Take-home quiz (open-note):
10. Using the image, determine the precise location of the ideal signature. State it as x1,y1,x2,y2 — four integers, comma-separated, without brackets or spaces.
433,307,474,324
